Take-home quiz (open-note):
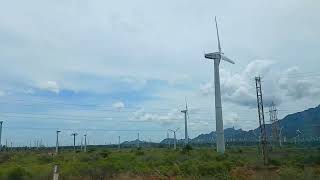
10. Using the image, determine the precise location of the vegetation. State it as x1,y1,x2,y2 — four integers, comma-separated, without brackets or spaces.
0,146,319,179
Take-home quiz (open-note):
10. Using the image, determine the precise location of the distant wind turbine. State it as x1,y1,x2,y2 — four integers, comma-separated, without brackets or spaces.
181,98,189,146
168,128,179,150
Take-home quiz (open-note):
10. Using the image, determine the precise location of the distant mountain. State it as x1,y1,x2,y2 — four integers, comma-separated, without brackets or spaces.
160,105,320,144
277,105,320,138
122,105,320,146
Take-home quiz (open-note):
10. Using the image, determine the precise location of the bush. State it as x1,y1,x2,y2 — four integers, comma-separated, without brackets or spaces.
198,162,229,177
6,166,31,180
269,158,281,166
216,153,229,161
279,167,303,180
99,150,111,158
0,153,11,163
135,149,144,156
37,154,52,164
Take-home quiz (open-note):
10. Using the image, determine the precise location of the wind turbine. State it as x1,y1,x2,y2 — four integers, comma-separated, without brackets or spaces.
166,131,171,148
181,98,189,146
168,128,179,150
71,133,78,152
55,130,61,154
204,16,235,154
84,134,87,152
0,121,3,151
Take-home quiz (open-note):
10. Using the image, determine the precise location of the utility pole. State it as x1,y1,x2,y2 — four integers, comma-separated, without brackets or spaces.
0,121,3,151
55,130,61,154
71,133,78,152
255,76,268,165
181,98,189,146
84,134,87,152
269,102,281,147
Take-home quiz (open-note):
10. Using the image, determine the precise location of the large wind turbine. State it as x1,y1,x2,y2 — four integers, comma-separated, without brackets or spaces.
204,17,235,154
181,98,189,146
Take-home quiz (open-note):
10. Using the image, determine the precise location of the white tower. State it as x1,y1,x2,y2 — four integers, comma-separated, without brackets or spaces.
0,121,3,151
168,128,179,150
84,134,87,152
55,130,61,154
181,99,189,146
204,17,235,154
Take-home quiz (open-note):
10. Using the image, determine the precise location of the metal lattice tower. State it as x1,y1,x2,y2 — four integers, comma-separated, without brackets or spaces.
255,76,268,165
269,102,281,147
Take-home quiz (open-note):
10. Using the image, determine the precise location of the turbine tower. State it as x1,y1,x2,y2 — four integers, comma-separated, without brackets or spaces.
168,128,179,150
181,98,189,146
137,133,140,148
71,133,78,152
204,17,235,154
167,131,171,148
84,134,87,152
118,136,121,151
0,121,3,151
55,130,61,154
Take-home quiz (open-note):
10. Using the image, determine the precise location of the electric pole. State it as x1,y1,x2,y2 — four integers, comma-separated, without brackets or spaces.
255,76,268,165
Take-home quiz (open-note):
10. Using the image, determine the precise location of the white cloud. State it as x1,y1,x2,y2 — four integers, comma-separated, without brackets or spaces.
112,101,125,109
38,81,60,93
200,60,279,107
0,90,5,96
279,67,320,99
133,108,183,125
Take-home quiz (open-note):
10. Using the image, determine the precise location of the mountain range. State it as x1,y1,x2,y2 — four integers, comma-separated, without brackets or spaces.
122,105,320,145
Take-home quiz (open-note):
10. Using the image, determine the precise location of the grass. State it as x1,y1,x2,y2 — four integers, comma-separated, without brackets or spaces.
0,146,319,179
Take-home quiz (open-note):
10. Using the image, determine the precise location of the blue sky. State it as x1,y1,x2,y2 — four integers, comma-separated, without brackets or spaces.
0,0,320,146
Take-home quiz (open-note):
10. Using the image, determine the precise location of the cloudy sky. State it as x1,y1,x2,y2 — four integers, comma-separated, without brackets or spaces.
0,0,319,146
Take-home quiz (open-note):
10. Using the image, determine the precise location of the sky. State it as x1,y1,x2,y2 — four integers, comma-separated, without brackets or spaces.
0,0,320,146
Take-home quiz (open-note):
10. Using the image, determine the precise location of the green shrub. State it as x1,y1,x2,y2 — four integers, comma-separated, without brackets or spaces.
216,153,229,161
134,149,144,156
0,153,11,163
37,154,52,164
99,150,111,158
197,162,229,177
268,158,281,166
6,166,31,180
279,167,303,180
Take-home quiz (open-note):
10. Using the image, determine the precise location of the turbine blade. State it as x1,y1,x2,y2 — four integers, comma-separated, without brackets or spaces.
221,55,235,64
215,16,221,53
185,97,188,111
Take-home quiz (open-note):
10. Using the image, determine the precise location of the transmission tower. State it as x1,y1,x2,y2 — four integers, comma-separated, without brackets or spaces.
255,76,268,165
269,102,281,147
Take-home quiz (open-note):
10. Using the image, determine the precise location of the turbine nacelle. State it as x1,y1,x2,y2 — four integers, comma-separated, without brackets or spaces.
204,52,235,64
